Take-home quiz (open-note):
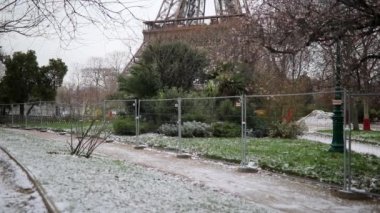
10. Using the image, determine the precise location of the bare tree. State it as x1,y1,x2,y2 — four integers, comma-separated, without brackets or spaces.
253,0,380,65
106,51,128,74
0,0,143,41
81,57,118,102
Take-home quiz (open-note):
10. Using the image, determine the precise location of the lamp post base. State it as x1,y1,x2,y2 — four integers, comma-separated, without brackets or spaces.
329,143,344,153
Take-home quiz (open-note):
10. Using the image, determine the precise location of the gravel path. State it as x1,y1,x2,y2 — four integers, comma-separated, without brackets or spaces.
0,128,273,213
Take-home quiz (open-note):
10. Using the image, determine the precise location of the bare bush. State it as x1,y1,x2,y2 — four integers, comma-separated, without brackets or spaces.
68,120,112,158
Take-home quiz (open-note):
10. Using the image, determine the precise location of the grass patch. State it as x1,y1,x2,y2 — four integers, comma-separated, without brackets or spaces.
145,136,380,193
319,130,380,144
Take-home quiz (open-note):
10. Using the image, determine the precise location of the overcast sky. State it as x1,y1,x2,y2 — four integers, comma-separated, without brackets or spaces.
1,1,160,81
0,1,218,83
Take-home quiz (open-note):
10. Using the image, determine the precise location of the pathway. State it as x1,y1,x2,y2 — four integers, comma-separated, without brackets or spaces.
300,133,380,157
3,128,380,213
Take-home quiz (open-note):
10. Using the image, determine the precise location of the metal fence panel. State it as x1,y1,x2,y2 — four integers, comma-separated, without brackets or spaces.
347,93,380,195
2,91,379,196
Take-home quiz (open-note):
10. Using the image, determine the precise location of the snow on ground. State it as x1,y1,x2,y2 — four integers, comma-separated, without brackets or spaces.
0,147,46,213
0,129,275,213
297,110,380,156
299,133,380,157
298,110,333,132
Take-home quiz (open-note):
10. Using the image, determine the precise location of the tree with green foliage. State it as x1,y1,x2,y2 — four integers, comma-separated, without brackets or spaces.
0,50,67,115
118,64,161,98
1,51,38,114
210,62,254,96
35,58,68,100
119,42,208,98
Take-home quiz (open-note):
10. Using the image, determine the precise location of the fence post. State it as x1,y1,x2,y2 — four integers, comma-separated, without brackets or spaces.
135,99,140,145
240,95,247,165
177,97,182,154
343,90,348,191
103,101,106,122
347,92,352,191
39,101,43,127
11,104,14,126
25,103,28,128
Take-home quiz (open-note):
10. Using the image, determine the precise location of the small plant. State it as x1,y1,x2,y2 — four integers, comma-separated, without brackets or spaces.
182,121,211,137
158,123,178,136
158,121,212,138
211,122,240,137
269,121,303,139
247,128,269,138
68,120,112,158
113,117,156,135
113,117,136,135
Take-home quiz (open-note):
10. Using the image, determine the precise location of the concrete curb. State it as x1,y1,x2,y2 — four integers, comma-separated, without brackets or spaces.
0,145,60,213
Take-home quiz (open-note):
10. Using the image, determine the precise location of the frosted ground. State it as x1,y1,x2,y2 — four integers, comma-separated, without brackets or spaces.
0,148,45,212
0,129,275,212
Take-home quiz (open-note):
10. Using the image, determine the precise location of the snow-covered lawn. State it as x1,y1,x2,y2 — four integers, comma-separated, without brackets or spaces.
0,129,274,212
0,147,45,212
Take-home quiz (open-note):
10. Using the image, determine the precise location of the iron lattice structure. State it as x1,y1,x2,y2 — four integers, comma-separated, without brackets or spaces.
156,0,250,23
123,0,252,73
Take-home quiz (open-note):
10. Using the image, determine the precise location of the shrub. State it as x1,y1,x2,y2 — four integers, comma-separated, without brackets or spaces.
158,121,212,138
211,122,241,137
247,128,269,138
269,121,303,139
216,99,240,123
182,113,208,123
247,116,269,138
158,123,178,137
113,118,157,135
69,120,112,158
182,121,211,137
113,118,135,135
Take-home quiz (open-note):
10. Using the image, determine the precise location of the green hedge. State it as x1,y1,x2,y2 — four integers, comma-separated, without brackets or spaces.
211,122,240,137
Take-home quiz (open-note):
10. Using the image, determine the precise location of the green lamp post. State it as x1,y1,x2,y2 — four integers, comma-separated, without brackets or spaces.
329,39,344,153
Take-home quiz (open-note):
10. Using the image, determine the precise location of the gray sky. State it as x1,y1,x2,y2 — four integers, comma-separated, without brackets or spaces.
0,1,218,83
1,1,161,81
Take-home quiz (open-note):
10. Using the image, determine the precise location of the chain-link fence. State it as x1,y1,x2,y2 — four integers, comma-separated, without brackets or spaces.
245,91,348,182
104,99,137,140
180,96,243,158
346,93,380,195
0,101,105,133
1,91,380,196
138,98,178,148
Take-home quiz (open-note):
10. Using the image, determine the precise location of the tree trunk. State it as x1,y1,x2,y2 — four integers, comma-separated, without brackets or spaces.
352,100,359,131
26,104,36,116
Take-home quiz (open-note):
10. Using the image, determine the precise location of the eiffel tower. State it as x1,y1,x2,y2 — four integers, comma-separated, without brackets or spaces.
124,0,251,73
155,0,250,23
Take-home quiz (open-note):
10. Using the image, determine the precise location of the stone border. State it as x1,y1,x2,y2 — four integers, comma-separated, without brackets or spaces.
0,145,60,213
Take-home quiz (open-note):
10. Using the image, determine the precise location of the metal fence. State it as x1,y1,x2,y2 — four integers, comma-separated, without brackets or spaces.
0,101,104,132
1,91,380,196
346,92,380,195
